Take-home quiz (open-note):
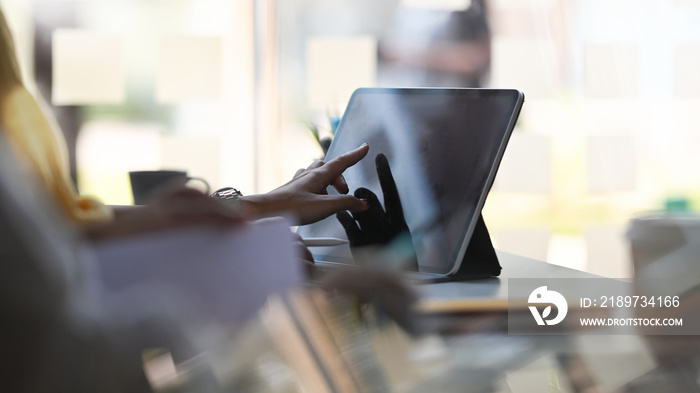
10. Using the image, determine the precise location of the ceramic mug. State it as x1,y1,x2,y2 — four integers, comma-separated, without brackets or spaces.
129,170,210,205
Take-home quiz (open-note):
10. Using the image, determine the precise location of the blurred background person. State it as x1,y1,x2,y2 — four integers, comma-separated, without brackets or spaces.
378,0,491,88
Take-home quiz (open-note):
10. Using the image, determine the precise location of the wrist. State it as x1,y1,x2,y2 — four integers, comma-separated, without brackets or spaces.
239,194,274,216
211,187,244,211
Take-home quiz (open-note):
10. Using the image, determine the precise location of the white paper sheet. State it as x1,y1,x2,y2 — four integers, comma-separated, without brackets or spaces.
94,218,301,325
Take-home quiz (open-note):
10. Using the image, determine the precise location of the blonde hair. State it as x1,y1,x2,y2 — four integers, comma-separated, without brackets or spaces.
0,8,111,224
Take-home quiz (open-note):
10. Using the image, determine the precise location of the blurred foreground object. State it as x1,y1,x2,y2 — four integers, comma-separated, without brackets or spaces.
629,214,700,335
628,215,700,273
0,128,155,391
212,287,441,393
95,217,302,326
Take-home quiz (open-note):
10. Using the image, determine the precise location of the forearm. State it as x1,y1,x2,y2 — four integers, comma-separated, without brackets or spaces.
86,205,148,241
239,193,290,218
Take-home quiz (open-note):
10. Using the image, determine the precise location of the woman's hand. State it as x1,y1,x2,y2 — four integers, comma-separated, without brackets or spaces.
240,143,371,225
87,188,244,241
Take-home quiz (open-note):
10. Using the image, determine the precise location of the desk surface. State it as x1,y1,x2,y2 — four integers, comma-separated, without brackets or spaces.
412,253,698,393
418,250,602,312
223,251,700,393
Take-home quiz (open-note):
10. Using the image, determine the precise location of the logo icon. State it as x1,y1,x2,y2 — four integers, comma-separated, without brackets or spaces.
528,286,568,326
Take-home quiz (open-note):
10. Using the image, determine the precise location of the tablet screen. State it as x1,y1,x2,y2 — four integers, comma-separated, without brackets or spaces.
297,88,523,275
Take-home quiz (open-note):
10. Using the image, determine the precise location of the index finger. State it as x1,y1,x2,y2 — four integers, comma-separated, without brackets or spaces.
316,143,369,183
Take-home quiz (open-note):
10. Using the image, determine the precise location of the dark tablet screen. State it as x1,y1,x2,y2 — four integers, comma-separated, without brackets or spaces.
297,88,523,275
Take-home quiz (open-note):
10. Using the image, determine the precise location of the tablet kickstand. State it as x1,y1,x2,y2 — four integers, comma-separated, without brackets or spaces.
429,214,502,283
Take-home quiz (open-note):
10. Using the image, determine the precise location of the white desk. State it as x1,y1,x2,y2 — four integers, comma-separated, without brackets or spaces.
410,252,697,393
419,250,602,312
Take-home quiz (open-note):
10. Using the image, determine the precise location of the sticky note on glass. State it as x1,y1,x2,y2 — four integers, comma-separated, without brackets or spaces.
306,36,377,109
491,38,559,98
674,44,700,98
584,44,638,98
156,35,223,103
52,30,125,105
587,135,637,192
401,0,472,11
494,134,552,193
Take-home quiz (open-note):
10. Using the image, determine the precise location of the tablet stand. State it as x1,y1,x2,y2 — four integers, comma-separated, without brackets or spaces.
430,214,501,283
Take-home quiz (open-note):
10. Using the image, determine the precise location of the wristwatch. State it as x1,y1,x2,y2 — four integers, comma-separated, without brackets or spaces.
211,187,243,210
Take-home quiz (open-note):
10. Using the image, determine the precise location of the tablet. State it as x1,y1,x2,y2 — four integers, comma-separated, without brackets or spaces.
297,88,524,277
